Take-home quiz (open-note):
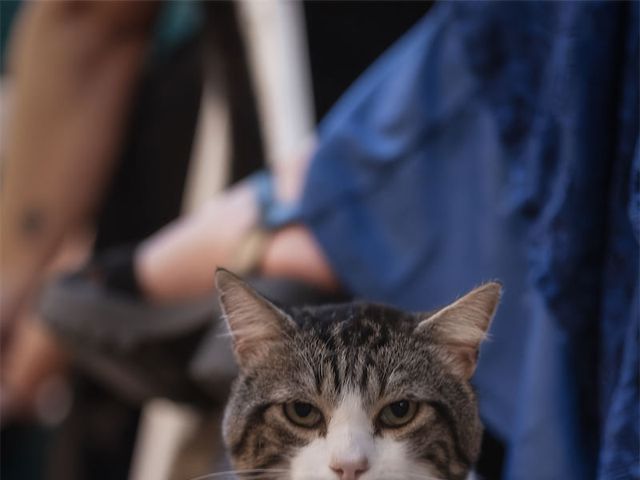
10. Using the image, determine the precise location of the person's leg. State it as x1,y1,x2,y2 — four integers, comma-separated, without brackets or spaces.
1,1,158,329
135,172,339,304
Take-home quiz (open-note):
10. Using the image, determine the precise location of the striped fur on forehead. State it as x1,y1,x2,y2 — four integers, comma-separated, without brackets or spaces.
291,304,419,400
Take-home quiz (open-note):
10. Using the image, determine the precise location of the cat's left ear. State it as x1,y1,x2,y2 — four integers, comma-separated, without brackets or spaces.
415,282,502,379
216,268,296,369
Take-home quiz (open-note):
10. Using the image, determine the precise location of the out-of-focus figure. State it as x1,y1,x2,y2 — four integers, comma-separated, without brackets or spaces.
1,2,432,479
1,1,637,480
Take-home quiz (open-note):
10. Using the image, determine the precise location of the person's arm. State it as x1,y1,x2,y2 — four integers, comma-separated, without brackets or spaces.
1,1,158,327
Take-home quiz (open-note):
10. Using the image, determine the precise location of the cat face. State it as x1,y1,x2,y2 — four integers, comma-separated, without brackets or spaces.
216,270,501,480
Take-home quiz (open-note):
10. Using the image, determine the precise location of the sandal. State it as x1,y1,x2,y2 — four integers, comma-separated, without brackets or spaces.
39,271,344,406
38,171,344,407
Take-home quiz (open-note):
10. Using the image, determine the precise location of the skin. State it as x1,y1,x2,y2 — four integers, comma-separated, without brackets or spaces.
1,1,159,329
0,1,336,421
1,230,92,423
135,177,338,304
1,0,337,326
1,3,158,421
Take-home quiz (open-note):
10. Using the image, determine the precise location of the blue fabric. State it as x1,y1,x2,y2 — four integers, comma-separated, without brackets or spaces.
300,2,639,479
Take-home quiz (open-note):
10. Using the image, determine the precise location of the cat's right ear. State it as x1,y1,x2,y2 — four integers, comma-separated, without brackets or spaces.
215,268,296,369
415,282,502,380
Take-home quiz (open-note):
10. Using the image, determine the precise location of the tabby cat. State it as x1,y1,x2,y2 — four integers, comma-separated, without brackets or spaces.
216,269,501,480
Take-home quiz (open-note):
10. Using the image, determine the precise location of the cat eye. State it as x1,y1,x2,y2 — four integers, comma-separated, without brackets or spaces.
283,402,323,428
378,400,418,428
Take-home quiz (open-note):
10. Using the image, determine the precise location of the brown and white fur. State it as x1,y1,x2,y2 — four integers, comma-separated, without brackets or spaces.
216,269,501,480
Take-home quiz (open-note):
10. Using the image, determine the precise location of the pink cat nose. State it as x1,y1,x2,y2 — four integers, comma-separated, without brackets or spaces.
329,457,370,480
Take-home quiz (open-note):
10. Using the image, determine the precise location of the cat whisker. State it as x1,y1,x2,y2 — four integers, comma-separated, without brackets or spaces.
215,331,235,339
402,470,446,480
188,468,289,480
201,462,448,480
289,469,442,480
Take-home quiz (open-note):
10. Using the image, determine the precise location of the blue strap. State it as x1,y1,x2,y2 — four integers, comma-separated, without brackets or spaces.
251,171,302,229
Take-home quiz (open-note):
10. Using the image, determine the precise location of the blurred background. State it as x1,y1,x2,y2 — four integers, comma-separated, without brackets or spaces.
0,1,637,480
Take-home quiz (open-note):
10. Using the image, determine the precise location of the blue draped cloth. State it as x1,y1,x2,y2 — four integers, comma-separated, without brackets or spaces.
300,2,639,478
